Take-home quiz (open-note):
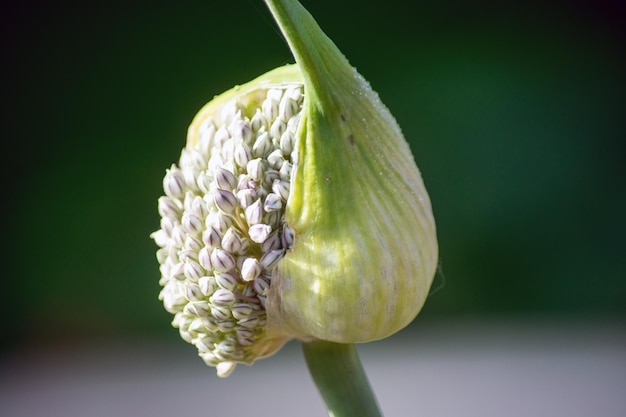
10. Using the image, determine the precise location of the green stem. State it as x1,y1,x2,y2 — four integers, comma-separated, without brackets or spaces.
302,340,383,417
262,0,352,106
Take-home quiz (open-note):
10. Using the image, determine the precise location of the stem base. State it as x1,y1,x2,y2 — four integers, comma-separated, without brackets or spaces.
302,340,383,417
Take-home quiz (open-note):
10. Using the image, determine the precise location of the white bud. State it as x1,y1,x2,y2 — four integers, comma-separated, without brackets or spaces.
211,248,236,272
216,362,236,378
212,305,231,321
184,235,203,252
179,329,193,344
198,120,216,154
206,212,232,234
185,284,203,301
253,276,271,295
207,153,225,176
197,172,213,195
217,319,236,332
150,229,169,247
198,276,217,296
231,119,253,145
231,303,253,320
158,196,182,219
159,216,175,237
272,179,290,201
184,259,205,281
252,131,272,158
262,97,279,120
214,189,238,214
182,213,204,235
203,315,219,332
180,148,207,171
241,283,257,298
261,231,282,252
246,158,265,181
202,226,222,248
249,224,272,243
238,315,260,329
269,118,286,140
236,326,254,340
279,130,294,155
237,174,256,191
190,196,208,219
259,249,285,270
210,288,236,306
159,283,186,313
170,225,186,248
250,109,267,132
178,249,197,262
264,169,280,188
241,257,262,282
234,143,252,168
185,301,211,317
170,262,185,281
214,126,230,147
263,193,283,212
267,149,285,169
163,166,185,199
221,227,243,253
279,161,292,181
279,96,298,122
215,166,237,190
285,86,302,102
216,339,237,355
245,199,263,225
237,237,251,255
215,271,239,292
198,247,213,270
188,317,206,336
282,225,295,248
237,189,256,208
182,167,201,192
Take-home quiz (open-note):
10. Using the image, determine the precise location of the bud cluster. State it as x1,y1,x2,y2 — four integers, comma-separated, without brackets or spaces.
151,85,304,376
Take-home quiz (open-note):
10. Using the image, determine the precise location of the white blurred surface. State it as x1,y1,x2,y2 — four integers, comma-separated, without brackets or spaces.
1,318,624,417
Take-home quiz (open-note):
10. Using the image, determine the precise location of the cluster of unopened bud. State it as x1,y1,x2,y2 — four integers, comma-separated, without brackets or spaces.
152,85,304,376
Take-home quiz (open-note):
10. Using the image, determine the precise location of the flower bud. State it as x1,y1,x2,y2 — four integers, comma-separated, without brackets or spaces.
152,0,437,377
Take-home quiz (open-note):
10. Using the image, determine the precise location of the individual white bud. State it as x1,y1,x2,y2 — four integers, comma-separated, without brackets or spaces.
221,227,243,253
214,189,238,214
215,272,240,292
215,166,237,190
241,257,262,282
163,166,185,199
158,196,182,219
246,158,265,181
263,193,283,212
234,143,252,168
210,248,236,272
249,224,272,243
245,199,263,225
252,131,272,158
210,288,236,307
182,213,204,235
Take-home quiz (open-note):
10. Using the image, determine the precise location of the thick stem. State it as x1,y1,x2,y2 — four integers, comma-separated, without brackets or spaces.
302,340,383,417
262,0,351,106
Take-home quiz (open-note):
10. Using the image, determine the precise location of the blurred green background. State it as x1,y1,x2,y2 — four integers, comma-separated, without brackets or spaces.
3,0,625,354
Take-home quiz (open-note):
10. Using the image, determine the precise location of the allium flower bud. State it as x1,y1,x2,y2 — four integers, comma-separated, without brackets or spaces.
152,0,437,377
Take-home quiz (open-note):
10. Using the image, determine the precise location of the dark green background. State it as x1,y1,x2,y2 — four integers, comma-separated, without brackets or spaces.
3,0,625,352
